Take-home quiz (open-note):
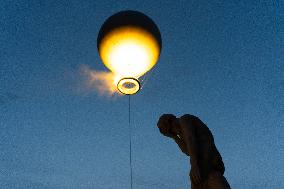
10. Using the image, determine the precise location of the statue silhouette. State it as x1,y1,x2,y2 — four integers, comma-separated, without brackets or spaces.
157,114,231,189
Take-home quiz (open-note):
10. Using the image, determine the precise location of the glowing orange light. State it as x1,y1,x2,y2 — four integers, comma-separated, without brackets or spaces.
99,27,160,80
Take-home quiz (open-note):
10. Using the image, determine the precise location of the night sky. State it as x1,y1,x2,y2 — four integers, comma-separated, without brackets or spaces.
1,0,284,188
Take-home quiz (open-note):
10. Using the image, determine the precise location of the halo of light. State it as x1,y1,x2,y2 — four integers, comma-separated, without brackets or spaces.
99,27,160,78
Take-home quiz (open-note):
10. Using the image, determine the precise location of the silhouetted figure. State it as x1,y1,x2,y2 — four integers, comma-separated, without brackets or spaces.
157,114,231,189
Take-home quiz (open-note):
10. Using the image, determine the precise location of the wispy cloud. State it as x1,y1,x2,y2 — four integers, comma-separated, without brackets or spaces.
78,65,121,97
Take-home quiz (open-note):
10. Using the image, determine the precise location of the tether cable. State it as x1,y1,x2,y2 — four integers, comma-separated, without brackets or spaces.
128,95,133,189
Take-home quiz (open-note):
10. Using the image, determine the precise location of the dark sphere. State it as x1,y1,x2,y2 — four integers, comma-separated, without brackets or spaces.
97,10,162,51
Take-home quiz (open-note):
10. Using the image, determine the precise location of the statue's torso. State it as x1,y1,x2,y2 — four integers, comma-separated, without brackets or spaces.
189,117,225,178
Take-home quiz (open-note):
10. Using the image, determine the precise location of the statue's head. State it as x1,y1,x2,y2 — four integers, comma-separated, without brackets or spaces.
157,114,176,137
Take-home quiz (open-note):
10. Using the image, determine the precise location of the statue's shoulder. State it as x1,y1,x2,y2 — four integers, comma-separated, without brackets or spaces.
180,114,199,121
180,114,207,128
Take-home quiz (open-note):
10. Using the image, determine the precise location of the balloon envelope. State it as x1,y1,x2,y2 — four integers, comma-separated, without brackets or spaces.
97,10,162,94
97,11,161,78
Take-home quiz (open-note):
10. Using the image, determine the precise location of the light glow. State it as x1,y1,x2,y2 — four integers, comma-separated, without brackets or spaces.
99,27,160,79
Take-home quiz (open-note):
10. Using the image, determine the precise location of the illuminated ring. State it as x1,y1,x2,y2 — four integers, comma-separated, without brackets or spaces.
117,78,140,95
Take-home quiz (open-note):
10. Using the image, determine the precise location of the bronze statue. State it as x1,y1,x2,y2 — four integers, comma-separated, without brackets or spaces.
157,114,231,189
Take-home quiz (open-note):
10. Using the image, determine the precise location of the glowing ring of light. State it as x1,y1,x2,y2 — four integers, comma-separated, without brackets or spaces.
117,78,140,95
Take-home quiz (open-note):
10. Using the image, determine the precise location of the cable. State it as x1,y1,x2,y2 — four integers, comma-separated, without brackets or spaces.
128,95,133,189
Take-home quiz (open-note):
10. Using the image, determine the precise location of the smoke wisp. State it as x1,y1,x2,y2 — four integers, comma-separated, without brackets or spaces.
80,65,120,97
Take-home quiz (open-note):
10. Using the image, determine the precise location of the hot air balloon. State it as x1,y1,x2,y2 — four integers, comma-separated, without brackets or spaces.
97,10,162,95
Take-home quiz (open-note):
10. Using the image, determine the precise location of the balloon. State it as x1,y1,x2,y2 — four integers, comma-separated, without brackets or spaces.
97,10,162,95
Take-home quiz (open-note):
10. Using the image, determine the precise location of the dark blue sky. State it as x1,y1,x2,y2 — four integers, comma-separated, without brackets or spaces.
1,0,283,188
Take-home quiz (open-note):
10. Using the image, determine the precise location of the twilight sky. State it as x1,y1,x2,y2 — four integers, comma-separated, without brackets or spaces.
1,0,283,188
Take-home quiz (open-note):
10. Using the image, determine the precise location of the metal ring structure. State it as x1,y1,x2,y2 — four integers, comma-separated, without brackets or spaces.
117,77,141,95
